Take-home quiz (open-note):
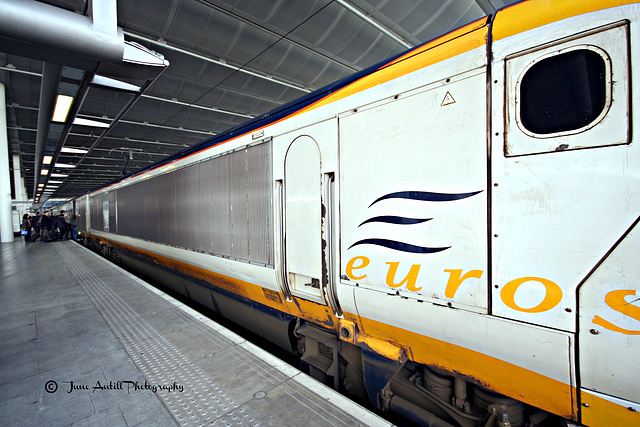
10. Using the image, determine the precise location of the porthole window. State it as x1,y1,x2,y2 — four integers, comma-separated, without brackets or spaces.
518,47,610,136
504,21,629,156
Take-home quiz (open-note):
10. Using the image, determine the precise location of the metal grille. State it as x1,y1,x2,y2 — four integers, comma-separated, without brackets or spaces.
110,140,273,265
76,196,87,230
109,191,117,234
89,194,104,231
319,342,334,362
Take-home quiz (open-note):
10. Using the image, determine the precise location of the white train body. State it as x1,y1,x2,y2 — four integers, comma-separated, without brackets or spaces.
75,1,640,425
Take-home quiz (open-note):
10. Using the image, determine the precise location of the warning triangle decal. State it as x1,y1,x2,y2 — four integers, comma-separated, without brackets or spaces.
441,92,455,106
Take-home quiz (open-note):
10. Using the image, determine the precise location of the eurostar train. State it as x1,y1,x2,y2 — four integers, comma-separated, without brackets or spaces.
71,1,640,425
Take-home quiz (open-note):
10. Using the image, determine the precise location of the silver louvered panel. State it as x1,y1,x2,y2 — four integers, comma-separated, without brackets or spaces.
175,163,191,249
102,193,109,232
183,162,202,251
112,140,273,266
157,172,178,248
115,186,129,237
247,142,273,265
211,153,231,255
229,148,249,260
109,191,117,234
143,175,160,241
90,194,104,231
76,196,87,230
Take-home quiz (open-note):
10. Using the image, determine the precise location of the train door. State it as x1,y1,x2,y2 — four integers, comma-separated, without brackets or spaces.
273,119,340,312
491,6,639,424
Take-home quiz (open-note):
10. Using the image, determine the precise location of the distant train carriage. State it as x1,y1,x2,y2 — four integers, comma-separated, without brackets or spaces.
75,1,640,425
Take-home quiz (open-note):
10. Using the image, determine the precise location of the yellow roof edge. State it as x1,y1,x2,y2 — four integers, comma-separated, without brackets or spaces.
493,0,639,41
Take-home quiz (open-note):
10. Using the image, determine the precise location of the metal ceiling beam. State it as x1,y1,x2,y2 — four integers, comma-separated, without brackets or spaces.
141,94,254,119
75,114,215,136
0,65,42,77
117,119,215,136
33,62,60,197
72,133,187,148
2,66,253,119
197,0,360,73
125,32,312,93
335,0,412,49
0,0,123,69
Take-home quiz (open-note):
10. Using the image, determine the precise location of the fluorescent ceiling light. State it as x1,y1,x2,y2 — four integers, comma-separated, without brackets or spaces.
40,169,49,175
61,147,89,154
50,173,68,177
54,163,76,168
38,183,44,187
47,180,63,184
52,95,73,122
73,117,110,128
92,75,141,92
42,156,53,164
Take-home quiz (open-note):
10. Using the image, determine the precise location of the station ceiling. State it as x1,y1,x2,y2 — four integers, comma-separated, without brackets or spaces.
1,0,519,204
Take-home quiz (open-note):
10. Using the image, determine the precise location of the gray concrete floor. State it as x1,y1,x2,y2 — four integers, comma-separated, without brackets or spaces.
0,239,390,427
0,239,176,426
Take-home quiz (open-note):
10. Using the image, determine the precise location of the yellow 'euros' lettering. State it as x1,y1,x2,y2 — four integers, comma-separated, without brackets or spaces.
592,290,640,335
386,262,422,291
500,277,563,313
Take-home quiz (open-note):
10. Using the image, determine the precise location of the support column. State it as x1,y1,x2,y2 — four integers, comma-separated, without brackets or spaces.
0,83,15,242
12,154,26,202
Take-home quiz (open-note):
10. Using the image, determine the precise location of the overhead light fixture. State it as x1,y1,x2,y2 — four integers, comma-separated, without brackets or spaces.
38,183,44,187
54,163,76,168
92,75,142,92
40,169,49,175
61,147,89,154
73,117,110,128
42,156,53,164
50,173,68,177
52,94,74,122
47,180,63,184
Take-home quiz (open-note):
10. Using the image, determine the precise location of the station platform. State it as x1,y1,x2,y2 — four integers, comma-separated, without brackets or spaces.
0,239,392,426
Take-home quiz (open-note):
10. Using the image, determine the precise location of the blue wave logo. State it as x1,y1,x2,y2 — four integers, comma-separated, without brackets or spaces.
349,190,482,253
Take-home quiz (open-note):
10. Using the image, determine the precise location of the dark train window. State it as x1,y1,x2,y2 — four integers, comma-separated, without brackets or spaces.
519,49,607,135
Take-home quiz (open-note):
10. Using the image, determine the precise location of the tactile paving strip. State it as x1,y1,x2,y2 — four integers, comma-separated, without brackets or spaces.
54,243,248,426
180,312,364,426
55,242,385,427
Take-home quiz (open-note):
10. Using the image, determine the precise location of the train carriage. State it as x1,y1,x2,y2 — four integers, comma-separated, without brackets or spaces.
75,1,640,425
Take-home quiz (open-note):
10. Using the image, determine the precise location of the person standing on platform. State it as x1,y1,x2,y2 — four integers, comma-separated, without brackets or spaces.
21,214,31,242
33,212,41,238
70,215,78,240
58,210,70,240
40,211,52,242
